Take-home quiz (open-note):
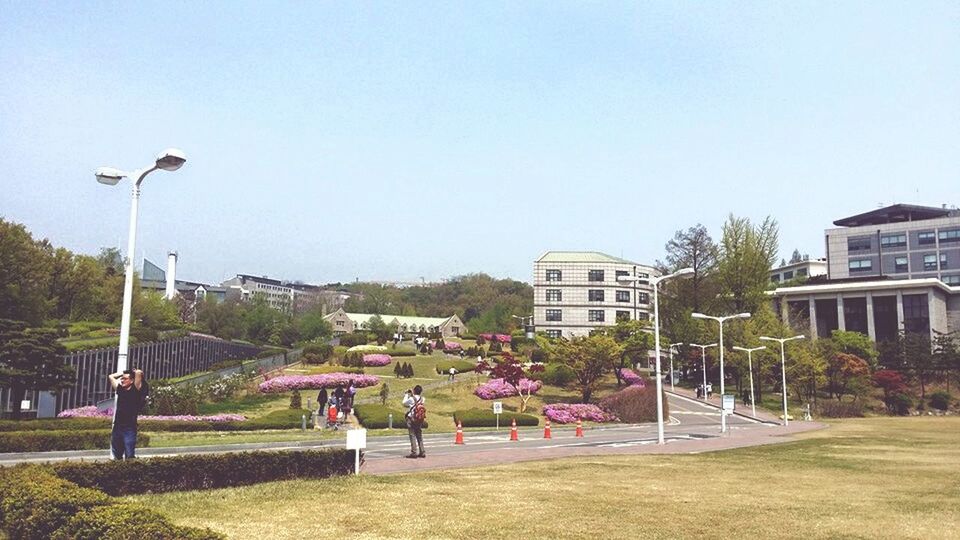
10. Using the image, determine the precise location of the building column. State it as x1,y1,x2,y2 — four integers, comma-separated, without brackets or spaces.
865,292,876,341
896,290,905,332
836,295,846,332
928,290,936,343
808,297,818,340
780,297,790,327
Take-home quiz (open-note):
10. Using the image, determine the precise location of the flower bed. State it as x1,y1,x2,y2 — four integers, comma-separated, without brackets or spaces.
346,345,387,353
474,378,542,400
479,333,511,343
258,373,380,393
542,403,617,424
58,406,246,422
443,342,463,352
618,368,646,387
362,354,392,367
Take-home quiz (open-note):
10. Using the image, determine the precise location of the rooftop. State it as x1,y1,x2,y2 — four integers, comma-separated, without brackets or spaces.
536,251,641,265
833,204,957,227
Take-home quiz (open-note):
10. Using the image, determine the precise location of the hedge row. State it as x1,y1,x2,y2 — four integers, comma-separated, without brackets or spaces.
53,448,355,496
452,409,539,427
0,430,150,453
435,359,476,375
0,417,110,432
0,409,309,435
0,466,222,539
353,403,408,429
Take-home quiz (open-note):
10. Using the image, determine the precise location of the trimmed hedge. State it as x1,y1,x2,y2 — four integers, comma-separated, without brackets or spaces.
435,359,476,375
0,409,310,436
338,333,372,347
51,503,223,540
0,417,111,432
389,348,418,357
0,430,150,453
53,448,355,496
310,365,365,375
353,403,408,429
452,409,539,428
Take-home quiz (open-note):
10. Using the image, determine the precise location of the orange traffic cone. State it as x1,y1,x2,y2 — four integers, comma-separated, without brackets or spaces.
454,421,464,445
575,418,584,438
510,418,519,441
543,419,552,439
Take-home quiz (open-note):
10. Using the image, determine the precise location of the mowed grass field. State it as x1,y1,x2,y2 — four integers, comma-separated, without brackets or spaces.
127,417,960,539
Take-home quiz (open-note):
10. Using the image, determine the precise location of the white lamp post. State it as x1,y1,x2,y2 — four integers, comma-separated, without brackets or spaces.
732,345,766,418
512,314,534,339
619,268,693,445
759,335,805,426
95,148,186,374
691,312,751,433
667,343,684,391
688,343,717,401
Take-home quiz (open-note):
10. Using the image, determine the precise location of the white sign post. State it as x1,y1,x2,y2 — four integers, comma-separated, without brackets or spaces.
20,400,30,411
346,428,367,475
493,401,503,430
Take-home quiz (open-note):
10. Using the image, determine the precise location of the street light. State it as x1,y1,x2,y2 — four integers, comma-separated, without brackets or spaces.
619,268,694,445
688,343,717,401
512,314,534,339
759,335,805,426
95,148,187,374
667,343,684,391
732,345,766,418
691,311,751,433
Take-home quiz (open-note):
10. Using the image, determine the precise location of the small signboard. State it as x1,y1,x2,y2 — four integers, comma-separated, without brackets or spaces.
20,400,30,410
493,402,503,415
722,394,735,412
346,428,367,450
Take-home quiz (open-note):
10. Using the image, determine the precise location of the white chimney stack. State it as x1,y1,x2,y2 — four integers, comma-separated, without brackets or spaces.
165,252,178,300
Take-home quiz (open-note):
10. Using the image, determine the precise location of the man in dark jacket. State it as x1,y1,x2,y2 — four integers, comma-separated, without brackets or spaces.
108,368,148,460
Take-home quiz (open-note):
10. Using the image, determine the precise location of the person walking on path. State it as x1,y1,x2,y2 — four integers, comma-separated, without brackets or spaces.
317,388,328,415
706,383,713,399
402,385,426,458
448,367,456,381
107,368,148,460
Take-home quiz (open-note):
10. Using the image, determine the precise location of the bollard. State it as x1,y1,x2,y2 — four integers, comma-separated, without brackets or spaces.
307,398,312,410
301,414,306,431
389,413,393,429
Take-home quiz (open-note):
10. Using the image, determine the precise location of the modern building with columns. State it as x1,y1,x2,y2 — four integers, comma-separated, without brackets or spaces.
771,204,960,342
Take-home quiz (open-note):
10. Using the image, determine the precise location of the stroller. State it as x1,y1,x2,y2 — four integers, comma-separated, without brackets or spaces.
326,397,345,430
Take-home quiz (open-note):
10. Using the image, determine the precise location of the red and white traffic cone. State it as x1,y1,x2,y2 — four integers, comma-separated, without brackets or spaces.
543,419,552,439
454,420,464,445
575,418,584,438
510,418,519,441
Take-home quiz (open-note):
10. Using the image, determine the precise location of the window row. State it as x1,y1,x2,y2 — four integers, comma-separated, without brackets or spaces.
544,269,652,282
848,229,960,253
543,289,648,303
542,309,649,322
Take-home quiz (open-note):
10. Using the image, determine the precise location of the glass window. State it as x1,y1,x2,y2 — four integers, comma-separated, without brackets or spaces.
939,229,960,243
782,270,794,280
545,309,562,321
770,274,781,282
546,270,562,282
941,253,948,269
924,254,938,271
880,233,907,248
638,292,650,304
588,289,605,302
588,270,605,282
616,290,630,302
588,310,605,322
637,312,650,321
797,268,807,276
615,270,629,279
943,275,960,285
894,257,908,273
545,329,562,338
847,237,872,252
616,310,631,321
546,289,562,302
849,259,873,272
918,231,936,245
637,272,650,279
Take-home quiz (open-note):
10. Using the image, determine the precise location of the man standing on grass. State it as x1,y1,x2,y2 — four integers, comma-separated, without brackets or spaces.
107,368,148,460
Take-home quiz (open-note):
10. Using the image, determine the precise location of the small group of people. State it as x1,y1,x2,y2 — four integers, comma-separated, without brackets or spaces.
695,382,713,400
317,381,357,429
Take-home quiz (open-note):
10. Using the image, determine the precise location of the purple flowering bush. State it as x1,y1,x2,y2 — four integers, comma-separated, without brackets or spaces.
542,403,617,424
57,406,246,422
443,342,463,351
474,378,542,400
259,373,380,393
362,354,392,367
618,368,646,387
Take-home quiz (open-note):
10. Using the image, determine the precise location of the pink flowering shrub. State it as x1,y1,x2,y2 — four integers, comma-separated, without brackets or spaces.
259,373,380,393
443,342,463,351
542,403,617,424
479,333,512,343
57,406,246,422
362,354,392,367
474,378,542,400
618,368,646,387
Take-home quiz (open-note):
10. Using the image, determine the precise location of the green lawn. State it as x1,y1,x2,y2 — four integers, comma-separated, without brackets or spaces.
127,416,960,539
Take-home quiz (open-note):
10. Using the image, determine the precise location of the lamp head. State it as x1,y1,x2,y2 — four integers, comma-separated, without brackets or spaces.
95,167,125,186
690,313,708,320
155,148,186,171
673,268,695,278
735,312,752,319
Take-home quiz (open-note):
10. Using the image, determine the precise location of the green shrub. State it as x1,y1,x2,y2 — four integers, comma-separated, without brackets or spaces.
208,358,242,371
148,384,201,415
129,326,159,342
354,404,407,429
290,390,302,409
452,409,539,428
537,363,575,387
338,333,371,347
341,350,366,367
302,343,334,359
52,503,224,540
0,430,150,453
0,465,111,539
465,346,482,358
929,391,951,411
242,409,309,430
599,385,665,423
0,417,111,432
435,360,476,375
885,392,913,415
52,449,354,496
815,401,864,418
390,346,417,357
309,365,364,375
529,348,547,363
256,348,285,359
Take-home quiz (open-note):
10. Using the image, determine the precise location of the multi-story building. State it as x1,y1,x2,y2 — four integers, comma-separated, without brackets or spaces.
323,308,466,339
533,251,657,338
771,204,960,343
221,274,294,311
141,255,227,304
770,257,827,284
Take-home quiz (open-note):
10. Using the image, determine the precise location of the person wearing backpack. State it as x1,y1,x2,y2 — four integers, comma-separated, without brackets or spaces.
402,385,426,458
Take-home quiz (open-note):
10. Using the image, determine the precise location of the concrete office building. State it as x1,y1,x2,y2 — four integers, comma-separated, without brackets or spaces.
533,251,657,338
771,204,960,342
770,257,827,284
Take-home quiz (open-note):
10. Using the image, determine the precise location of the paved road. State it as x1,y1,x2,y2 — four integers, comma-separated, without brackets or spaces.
0,393,820,473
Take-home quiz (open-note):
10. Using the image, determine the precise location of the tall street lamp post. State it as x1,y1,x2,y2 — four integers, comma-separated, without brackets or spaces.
759,335,805,426
688,343,717,401
691,312,751,433
667,343,684,391
95,148,187,374
732,345,766,418
619,268,693,445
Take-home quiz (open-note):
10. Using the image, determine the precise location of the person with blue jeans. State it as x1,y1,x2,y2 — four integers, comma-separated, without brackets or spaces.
108,368,147,460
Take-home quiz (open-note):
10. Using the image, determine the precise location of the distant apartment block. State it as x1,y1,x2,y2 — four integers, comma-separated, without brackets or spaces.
533,251,657,338
221,274,357,314
770,257,827,283
141,254,226,304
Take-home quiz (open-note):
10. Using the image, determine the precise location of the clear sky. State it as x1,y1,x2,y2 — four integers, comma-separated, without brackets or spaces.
1,2,958,285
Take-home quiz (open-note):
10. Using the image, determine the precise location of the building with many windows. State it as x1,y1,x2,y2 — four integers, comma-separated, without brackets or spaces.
771,204,960,343
770,257,827,284
533,251,657,338
323,308,465,339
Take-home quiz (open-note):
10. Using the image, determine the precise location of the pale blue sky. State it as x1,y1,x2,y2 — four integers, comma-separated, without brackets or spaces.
1,2,958,285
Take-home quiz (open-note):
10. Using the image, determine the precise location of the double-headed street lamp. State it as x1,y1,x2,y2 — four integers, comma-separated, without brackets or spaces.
732,345,766,418
691,312,750,433
667,343,684,391
95,148,187,373
759,335,805,426
619,268,694,445
688,343,717,401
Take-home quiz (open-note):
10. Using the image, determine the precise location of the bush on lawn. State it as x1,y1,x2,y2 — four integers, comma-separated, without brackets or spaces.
338,333,372,347
929,391,951,411
599,384,665,423
353,404,408,429
542,403,616,424
302,343,334,362
0,430,150,453
815,401,865,418
52,449,354,496
51,503,224,540
885,392,913,415
536,363,576,387
390,347,417,357
452,409,539,428
309,365,364,375
435,359,475,375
